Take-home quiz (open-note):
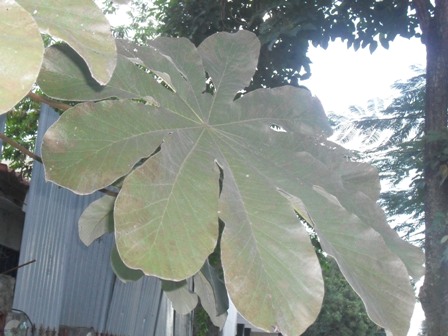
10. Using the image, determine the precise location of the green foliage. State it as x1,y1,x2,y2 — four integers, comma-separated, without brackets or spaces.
369,72,425,241
3,98,39,178
101,0,159,42
193,303,219,336
303,258,386,336
120,0,159,43
148,0,421,89
294,230,386,336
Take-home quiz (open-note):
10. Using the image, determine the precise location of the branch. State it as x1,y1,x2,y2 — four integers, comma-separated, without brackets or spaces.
0,132,118,197
27,91,71,111
99,188,118,197
0,259,36,275
0,132,42,163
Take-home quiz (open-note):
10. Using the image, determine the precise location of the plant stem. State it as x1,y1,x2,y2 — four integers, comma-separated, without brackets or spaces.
27,92,71,111
0,133,118,197
0,133,42,163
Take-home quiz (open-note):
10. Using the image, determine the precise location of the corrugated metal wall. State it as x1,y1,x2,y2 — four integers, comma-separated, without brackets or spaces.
0,114,6,157
12,105,191,336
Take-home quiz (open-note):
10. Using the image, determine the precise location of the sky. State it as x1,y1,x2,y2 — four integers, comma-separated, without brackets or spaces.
304,36,426,114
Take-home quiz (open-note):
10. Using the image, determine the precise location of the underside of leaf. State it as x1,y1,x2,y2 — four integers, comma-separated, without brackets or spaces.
41,30,424,336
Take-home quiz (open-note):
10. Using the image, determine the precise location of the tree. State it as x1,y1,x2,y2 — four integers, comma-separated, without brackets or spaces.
1,98,40,178
413,3,448,335
303,258,386,336
151,0,419,89
366,73,426,245
330,72,425,245
0,1,426,336
101,0,159,43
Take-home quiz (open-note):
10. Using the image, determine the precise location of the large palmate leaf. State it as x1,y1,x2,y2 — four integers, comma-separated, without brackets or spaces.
0,0,43,114
42,31,423,335
17,0,116,85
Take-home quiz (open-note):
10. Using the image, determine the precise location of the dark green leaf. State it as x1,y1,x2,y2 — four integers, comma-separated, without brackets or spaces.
162,279,199,314
110,243,144,282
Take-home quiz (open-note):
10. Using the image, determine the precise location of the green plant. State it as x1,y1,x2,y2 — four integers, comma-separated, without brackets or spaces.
39,31,421,335
0,1,428,335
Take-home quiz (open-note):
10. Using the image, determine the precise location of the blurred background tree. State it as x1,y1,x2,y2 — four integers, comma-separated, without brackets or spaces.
329,69,426,245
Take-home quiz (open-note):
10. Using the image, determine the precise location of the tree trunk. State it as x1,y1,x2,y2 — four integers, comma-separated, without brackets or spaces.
415,1,448,335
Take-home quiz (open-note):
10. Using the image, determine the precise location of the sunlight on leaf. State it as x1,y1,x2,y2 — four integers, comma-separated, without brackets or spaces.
0,0,43,114
17,0,116,84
